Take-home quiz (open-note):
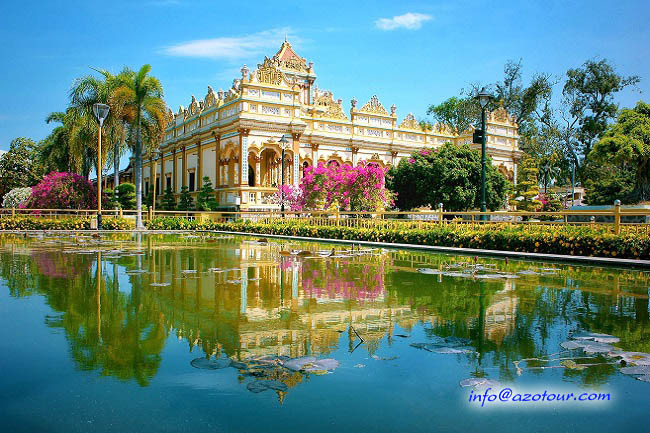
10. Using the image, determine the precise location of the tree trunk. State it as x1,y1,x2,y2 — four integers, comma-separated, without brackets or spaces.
135,113,144,229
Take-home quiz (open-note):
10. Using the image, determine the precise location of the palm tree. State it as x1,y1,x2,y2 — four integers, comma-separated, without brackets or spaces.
113,65,166,229
68,70,127,182
40,111,78,173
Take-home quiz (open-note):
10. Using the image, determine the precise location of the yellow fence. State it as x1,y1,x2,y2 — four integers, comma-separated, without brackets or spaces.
2,205,650,235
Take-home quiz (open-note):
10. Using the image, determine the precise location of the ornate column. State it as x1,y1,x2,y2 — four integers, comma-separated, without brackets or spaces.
351,146,359,166
181,145,187,189
311,143,319,165
292,133,301,186
172,148,177,193
239,128,250,186
160,151,166,192
254,156,261,186
214,133,221,188
197,141,203,190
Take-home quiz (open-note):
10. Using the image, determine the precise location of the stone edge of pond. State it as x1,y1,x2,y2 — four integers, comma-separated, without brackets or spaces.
6,229,647,269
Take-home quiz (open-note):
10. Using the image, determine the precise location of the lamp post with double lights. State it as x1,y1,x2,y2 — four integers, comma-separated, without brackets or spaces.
278,134,289,217
92,103,110,230
475,88,491,220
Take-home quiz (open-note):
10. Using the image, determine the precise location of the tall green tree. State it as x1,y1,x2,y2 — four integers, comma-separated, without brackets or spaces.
511,154,541,211
426,95,479,135
113,65,167,229
588,101,650,202
387,143,510,211
0,137,43,198
562,59,640,176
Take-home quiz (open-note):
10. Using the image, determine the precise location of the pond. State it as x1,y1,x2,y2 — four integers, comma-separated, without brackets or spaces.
0,232,648,432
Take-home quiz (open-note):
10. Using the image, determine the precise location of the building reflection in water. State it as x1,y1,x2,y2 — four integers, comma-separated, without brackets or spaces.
1,233,649,393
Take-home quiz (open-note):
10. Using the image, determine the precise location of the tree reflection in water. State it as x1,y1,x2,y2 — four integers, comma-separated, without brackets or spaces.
0,233,649,394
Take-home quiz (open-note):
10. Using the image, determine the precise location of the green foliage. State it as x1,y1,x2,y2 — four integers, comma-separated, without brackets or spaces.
426,96,479,135
0,217,132,230
143,184,153,208
564,59,640,164
115,183,136,209
512,154,541,211
161,186,176,210
589,101,650,202
0,137,43,198
103,188,118,209
145,218,650,260
388,143,510,211
196,176,218,211
177,186,194,211
583,165,636,205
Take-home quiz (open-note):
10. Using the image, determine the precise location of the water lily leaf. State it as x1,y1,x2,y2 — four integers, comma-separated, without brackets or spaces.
190,357,232,370
459,378,501,389
282,356,317,371
637,375,650,383
609,352,650,366
571,332,620,344
150,282,170,287
434,346,475,354
417,268,443,275
620,366,650,375
561,341,582,350
560,360,586,370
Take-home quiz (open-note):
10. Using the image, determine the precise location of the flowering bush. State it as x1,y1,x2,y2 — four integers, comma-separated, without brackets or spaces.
270,184,303,211
2,187,32,208
24,172,98,209
299,161,392,211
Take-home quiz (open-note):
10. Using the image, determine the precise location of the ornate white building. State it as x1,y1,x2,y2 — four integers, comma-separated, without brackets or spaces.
142,39,521,210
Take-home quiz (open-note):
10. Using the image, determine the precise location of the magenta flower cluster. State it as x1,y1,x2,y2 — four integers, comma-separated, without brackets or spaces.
24,172,99,210
297,161,391,211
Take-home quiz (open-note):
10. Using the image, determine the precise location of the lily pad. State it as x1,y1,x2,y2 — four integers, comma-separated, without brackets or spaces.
560,340,617,353
246,380,288,393
190,357,232,370
150,282,170,287
434,346,475,354
609,351,650,366
571,332,620,344
560,341,582,350
460,378,501,389
417,268,443,275
303,359,339,372
560,360,586,370
620,366,650,375
282,356,317,371
637,376,650,383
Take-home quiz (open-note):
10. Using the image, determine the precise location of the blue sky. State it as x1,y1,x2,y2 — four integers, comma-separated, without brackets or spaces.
1,0,648,151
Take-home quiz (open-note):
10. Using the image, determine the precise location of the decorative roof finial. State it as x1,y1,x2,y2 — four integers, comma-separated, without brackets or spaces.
390,104,396,115
351,97,357,109
241,64,249,80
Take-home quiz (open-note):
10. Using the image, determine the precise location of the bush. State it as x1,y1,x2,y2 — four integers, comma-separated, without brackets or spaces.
0,217,133,231
116,183,136,209
145,217,650,259
25,172,98,209
2,187,32,208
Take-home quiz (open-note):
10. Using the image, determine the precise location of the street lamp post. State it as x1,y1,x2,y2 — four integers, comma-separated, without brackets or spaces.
476,88,491,221
92,103,110,230
279,134,289,217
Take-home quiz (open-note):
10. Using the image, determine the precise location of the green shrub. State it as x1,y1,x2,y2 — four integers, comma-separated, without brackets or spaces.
145,217,650,260
0,217,133,231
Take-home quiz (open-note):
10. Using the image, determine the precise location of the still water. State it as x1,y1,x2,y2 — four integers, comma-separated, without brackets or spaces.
0,232,649,432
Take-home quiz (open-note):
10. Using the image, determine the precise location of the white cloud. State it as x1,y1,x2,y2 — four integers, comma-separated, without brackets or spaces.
375,13,432,30
162,27,296,60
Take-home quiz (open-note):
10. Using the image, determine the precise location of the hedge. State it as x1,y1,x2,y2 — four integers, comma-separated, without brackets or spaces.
146,217,650,260
0,217,133,231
